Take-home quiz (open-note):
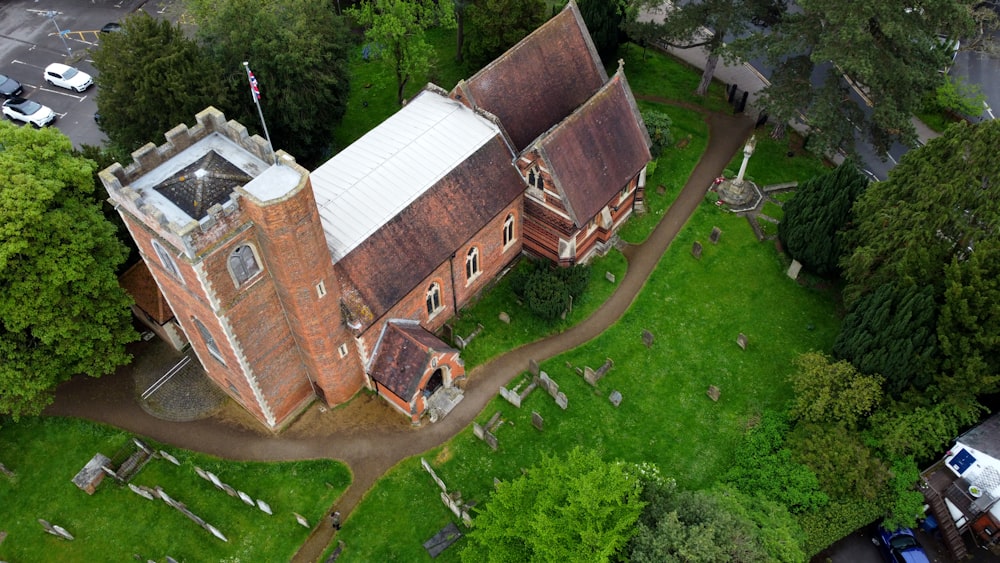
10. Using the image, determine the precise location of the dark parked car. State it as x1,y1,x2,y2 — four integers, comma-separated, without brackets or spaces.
100,22,122,33
874,527,931,563
0,73,23,99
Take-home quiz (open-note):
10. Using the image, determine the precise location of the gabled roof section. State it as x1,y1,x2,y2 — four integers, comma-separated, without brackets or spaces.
119,261,173,324
311,88,503,261
456,1,607,152
957,413,1000,462
538,70,652,226
369,321,456,400
335,135,523,324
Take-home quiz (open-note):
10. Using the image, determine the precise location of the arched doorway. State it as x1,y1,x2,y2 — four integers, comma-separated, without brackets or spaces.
425,368,444,395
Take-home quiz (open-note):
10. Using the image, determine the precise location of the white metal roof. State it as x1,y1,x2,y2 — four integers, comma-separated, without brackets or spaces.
310,89,501,261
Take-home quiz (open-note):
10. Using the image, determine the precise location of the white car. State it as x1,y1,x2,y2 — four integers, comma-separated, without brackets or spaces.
2,97,56,128
44,63,93,92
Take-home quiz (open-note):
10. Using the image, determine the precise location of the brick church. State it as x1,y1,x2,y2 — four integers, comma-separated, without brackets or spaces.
103,2,652,430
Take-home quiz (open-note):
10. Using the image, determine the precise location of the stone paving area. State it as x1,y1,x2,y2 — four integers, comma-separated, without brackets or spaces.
131,339,226,422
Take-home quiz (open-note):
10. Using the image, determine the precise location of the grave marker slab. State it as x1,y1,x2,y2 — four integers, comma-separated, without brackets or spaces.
528,359,540,376
294,513,310,528
484,431,499,451
256,499,273,515
128,483,155,500
605,271,616,283
52,525,74,541
498,312,511,324
583,366,598,386
194,466,209,481
472,423,484,440
238,491,255,506
707,385,721,402
423,522,463,558
555,392,568,410
787,259,803,280
710,227,722,244
737,333,748,350
531,411,544,431
609,390,623,407
72,453,111,495
159,450,180,466
642,330,654,348
691,241,703,259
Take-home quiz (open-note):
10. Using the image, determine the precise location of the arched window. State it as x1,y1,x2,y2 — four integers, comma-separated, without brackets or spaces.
194,317,225,364
229,244,261,286
503,213,515,247
465,247,480,280
152,239,181,279
426,283,443,316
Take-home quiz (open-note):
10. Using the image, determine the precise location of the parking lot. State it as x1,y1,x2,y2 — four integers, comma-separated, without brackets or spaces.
0,0,173,148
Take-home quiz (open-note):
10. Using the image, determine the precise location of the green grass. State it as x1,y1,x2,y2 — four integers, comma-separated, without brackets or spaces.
450,250,628,370
761,201,784,221
0,417,349,562
330,203,841,562
914,107,957,134
727,126,832,186
619,42,731,113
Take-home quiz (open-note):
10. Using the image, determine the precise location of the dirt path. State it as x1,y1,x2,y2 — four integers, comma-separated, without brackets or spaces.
45,110,753,563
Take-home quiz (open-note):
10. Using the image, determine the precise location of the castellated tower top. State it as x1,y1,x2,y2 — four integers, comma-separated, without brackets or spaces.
99,107,306,258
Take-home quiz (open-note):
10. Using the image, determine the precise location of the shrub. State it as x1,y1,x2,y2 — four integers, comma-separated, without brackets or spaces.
640,109,673,158
523,270,570,321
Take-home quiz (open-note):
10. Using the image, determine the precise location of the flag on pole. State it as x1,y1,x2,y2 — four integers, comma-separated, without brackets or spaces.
245,65,261,101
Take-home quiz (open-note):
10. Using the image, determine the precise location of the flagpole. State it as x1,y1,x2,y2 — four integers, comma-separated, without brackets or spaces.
243,61,278,165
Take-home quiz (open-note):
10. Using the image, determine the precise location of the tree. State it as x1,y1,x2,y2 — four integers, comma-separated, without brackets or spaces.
641,109,673,158
635,0,786,96
92,13,228,153
735,0,975,155
778,163,867,277
464,0,546,66
790,423,890,501
452,0,473,63
578,0,626,64
461,448,645,562
832,283,939,397
629,480,804,563
0,124,137,418
788,352,884,429
348,0,455,106
189,0,354,167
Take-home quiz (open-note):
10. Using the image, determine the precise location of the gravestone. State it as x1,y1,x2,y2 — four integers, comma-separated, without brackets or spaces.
294,513,310,528
555,392,568,410
787,259,802,280
159,450,180,466
657,185,666,195
609,390,623,407
128,483,155,500
0,462,14,478
691,241,703,259
221,483,237,497
238,491,255,506
583,367,598,386
710,227,722,244
486,411,502,432
72,453,111,495
256,499,273,515
498,312,511,324
194,466,209,481
531,411,544,431
707,385,721,402
483,431,499,451
206,524,228,542
424,522,463,558
737,333,748,350
642,330,654,348
207,472,223,489
441,323,453,345
605,271,616,283
499,386,520,407
473,423,484,440
529,359,540,377
52,525,74,541
422,457,449,493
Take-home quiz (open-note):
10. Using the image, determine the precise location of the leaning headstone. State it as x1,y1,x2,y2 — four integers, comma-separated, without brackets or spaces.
609,390,623,407
128,483,155,500
293,513,310,528
709,226,722,244
499,386,521,408
221,483,237,497
422,458,449,493
486,411,502,432
38,519,54,534
206,523,228,542
167,557,179,563
531,411,544,431
498,312,511,324
691,241,703,259
707,385,721,402
194,466,209,481
207,472,223,489
159,450,180,466
555,392,568,410
237,491,255,506
483,431,499,451
528,359,540,377
256,499,273,515
133,439,152,455
736,333,748,350
51,525,74,541
0,462,15,478
786,259,802,280
473,422,485,440
605,271,616,283
583,366,599,386
642,330,654,348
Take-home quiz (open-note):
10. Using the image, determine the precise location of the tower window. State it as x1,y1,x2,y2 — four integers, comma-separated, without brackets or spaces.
152,240,181,280
194,317,225,364
229,244,261,287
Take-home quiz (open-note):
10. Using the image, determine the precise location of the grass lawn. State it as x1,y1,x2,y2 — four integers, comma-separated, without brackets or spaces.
619,43,731,113
0,417,349,561
727,125,832,186
330,202,841,562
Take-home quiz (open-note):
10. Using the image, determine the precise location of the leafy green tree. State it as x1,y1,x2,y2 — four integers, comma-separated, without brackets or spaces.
833,283,938,397
348,0,454,106
635,0,786,96
790,423,890,501
788,353,884,428
578,0,626,64
724,411,828,513
462,448,645,562
189,0,353,167
0,124,137,418
630,480,803,562
871,392,985,460
92,13,228,153
933,75,987,116
735,0,974,155
778,163,867,277
640,109,673,158
464,0,546,66
882,457,928,531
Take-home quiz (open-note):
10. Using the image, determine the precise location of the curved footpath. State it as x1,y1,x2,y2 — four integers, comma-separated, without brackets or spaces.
46,110,753,562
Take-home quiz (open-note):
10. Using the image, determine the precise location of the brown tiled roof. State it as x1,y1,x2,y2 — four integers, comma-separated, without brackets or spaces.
119,261,174,324
369,321,454,400
539,73,652,226
335,136,523,324
457,2,607,152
